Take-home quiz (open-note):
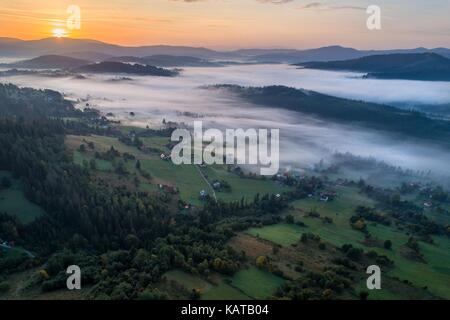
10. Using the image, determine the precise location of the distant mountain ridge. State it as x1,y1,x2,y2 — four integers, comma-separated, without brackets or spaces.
296,53,450,81
211,84,450,146
1,55,91,69
106,55,220,67
0,37,223,59
75,61,179,76
1,37,449,62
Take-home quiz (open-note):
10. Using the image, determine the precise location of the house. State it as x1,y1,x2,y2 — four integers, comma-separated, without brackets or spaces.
160,153,171,161
212,181,221,190
320,191,336,202
423,201,433,208
275,174,287,183
199,190,208,199
158,184,178,194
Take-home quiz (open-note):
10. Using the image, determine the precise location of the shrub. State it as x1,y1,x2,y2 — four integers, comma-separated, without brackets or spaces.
0,282,11,293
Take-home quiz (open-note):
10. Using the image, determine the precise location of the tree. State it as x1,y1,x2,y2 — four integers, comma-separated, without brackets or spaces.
38,269,49,280
346,247,363,261
137,289,168,300
1,177,12,189
359,291,369,300
322,289,334,300
300,233,308,243
0,282,11,293
89,159,97,170
384,240,392,250
352,219,366,231
256,256,268,269
190,288,201,300
272,245,280,255
125,234,140,249
318,241,326,250
285,214,294,224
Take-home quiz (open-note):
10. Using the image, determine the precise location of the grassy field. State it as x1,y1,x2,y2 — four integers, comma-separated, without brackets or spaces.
203,165,290,202
366,224,450,299
230,267,284,299
0,171,45,224
243,183,450,299
202,280,251,300
289,185,375,248
164,270,212,293
354,280,406,300
163,270,250,300
140,159,209,204
73,150,113,171
292,185,375,222
246,224,304,247
140,136,172,154
66,134,289,205
162,268,283,300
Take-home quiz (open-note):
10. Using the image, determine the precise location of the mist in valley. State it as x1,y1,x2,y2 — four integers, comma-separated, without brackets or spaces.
2,63,450,182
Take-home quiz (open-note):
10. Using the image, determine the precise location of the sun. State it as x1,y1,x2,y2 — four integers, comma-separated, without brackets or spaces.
52,28,68,38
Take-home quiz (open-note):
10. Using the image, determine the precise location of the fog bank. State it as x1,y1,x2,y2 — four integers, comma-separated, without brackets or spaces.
2,64,450,177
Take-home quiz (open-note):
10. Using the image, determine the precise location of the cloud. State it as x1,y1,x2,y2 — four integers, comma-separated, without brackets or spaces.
256,0,294,3
301,2,365,11
302,2,322,9
170,0,294,3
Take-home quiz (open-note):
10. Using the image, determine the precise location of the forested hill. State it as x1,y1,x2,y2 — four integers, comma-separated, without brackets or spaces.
210,85,450,146
106,55,219,67
0,83,79,118
296,53,450,81
75,61,179,76
2,55,91,69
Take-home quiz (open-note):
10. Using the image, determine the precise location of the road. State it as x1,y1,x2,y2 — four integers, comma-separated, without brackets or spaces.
195,165,217,202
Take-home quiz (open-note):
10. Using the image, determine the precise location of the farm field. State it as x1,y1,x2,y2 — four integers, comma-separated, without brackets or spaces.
162,268,283,300
203,165,291,202
243,183,450,299
230,267,284,299
246,224,304,247
366,224,450,299
201,281,251,300
66,134,288,205
73,150,113,171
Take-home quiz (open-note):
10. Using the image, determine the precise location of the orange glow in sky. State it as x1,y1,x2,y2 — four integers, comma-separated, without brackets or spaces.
0,0,449,49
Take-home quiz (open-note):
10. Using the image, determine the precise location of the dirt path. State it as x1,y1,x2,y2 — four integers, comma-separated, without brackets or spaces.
195,165,217,202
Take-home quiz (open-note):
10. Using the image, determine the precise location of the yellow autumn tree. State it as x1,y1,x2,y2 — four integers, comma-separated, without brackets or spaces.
256,255,268,269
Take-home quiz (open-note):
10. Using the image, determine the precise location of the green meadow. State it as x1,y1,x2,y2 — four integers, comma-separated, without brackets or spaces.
203,165,290,202
68,135,288,205
0,171,45,224
163,268,283,300
73,150,113,171
202,281,251,300
246,223,305,247
244,184,450,299
230,267,284,299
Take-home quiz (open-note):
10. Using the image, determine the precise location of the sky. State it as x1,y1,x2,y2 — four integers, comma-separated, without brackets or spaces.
0,0,449,49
